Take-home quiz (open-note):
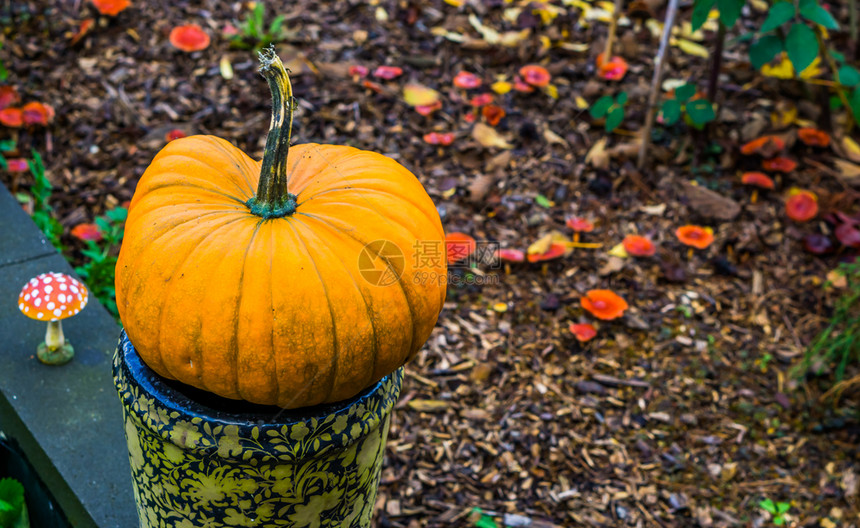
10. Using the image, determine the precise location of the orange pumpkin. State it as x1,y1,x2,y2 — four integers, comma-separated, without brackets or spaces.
116,50,446,408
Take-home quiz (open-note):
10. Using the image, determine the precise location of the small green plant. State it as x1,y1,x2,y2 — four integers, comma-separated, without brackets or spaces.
660,83,716,129
230,3,291,51
799,259,860,382
0,42,8,82
74,207,128,319
0,477,25,528
759,498,791,525
13,150,63,250
590,91,628,132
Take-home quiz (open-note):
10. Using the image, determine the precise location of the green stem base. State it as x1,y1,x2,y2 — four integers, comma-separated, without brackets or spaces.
246,193,298,219
37,342,74,366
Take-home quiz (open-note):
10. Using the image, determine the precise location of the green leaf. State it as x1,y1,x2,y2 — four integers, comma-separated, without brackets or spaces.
759,2,795,33
777,502,790,514
800,4,838,29
605,105,625,132
773,517,785,525
686,99,716,124
534,194,552,208
105,207,128,222
0,478,24,527
692,0,716,32
850,88,860,126
830,94,843,110
749,35,784,70
759,499,776,514
830,49,846,63
675,83,697,102
839,65,860,87
0,62,7,83
785,23,817,73
616,91,628,105
475,514,498,528
660,99,682,125
717,0,744,27
590,95,614,119
0,139,15,152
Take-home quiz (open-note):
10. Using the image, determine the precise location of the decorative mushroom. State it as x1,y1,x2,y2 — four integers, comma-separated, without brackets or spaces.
519,65,551,87
566,216,595,243
453,71,482,89
527,242,566,263
785,190,818,222
581,290,628,320
169,24,211,53
569,322,597,342
91,0,129,16
595,54,629,81
741,172,775,203
797,127,830,148
18,272,88,365
675,225,714,258
762,157,797,173
496,248,524,274
622,235,656,257
740,135,785,157
445,232,477,265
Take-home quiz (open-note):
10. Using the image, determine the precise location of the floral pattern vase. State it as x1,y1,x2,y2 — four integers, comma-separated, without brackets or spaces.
113,330,403,528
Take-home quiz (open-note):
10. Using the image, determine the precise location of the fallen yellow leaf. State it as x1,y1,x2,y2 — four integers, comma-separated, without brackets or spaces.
491,81,512,94
840,136,860,163
407,400,450,412
673,38,709,58
608,243,629,258
403,83,440,107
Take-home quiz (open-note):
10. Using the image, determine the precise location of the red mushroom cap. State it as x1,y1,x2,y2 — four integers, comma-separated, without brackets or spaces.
675,225,714,249
496,248,525,263
595,54,629,81
165,129,187,142
169,24,211,52
348,65,369,78
622,235,656,257
741,172,775,189
513,79,535,93
581,290,628,320
519,65,551,87
0,86,21,110
446,232,477,264
423,132,454,146
797,127,830,147
527,242,566,262
762,156,797,173
0,107,23,127
740,135,785,156
566,217,595,232
569,323,597,342
453,71,482,89
469,93,493,107
6,158,29,173
481,104,505,126
91,0,130,16
785,190,818,222
18,272,88,321
373,66,403,80
21,102,55,126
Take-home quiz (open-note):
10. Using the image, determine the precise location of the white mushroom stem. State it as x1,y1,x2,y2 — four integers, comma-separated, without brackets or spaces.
45,320,65,351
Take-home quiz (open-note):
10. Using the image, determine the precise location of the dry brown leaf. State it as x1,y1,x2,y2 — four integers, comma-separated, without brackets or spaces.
473,123,512,149
585,137,609,169
838,136,860,163
407,400,450,412
543,127,568,146
833,159,860,182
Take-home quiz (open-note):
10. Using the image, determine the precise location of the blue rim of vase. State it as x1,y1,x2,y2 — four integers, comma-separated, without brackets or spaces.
114,329,403,461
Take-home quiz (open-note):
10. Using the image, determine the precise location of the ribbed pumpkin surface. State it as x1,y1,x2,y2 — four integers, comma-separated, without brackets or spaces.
116,136,446,408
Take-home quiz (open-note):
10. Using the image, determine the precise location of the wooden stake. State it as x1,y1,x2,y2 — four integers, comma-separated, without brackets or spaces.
637,0,681,170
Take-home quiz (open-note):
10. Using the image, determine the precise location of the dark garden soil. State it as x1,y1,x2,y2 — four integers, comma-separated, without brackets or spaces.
2,1,860,526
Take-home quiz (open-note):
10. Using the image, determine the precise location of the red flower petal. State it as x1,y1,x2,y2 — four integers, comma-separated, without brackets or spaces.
21,102,54,126
71,223,104,242
423,132,455,146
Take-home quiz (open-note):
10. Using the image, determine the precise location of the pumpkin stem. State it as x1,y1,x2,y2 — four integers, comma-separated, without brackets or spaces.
248,47,298,219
